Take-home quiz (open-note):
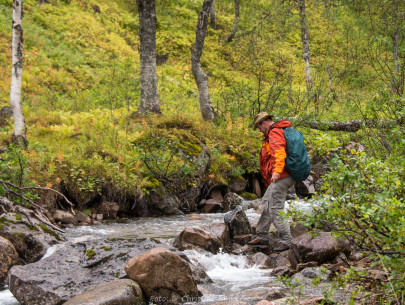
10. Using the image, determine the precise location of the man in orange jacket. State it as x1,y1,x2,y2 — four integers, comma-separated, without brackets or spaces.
248,112,295,252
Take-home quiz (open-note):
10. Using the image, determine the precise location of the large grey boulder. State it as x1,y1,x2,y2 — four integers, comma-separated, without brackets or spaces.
0,236,19,284
295,175,315,198
173,223,231,254
224,207,251,239
0,213,61,264
125,247,200,305
53,210,77,225
73,210,91,224
96,202,119,219
63,279,144,305
228,176,247,193
147,187,183,216
288,232,351,270
200,199,222,213
7,237,168,305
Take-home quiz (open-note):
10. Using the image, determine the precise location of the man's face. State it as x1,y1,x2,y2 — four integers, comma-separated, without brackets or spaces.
258,120,270,134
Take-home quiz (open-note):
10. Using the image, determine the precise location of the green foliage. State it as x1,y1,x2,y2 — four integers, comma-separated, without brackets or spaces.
132,127,204,193
0,145,39,206
302,131,405,301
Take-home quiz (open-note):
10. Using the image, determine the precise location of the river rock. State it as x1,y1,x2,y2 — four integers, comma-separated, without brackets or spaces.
288,232,350,270
0,236,19,284
268,251,290,268
228,176,247,193
147,187,183,215
0,213,60,264
232,234,251,245
173,223,231,254
248,252,272,269
224,207,252,239
266,289,286,301
53,210,77,225
7,237,169,305
210,188,224,202
96,202,119,219
249,198,262,212
125,247,199,305
200,199,222,213
296,261,318,271
187,261,213,284
63,279,144,305
223,192,249,211
270,266,292,277
73,210,91,224
295,175,315,198
290,267,331,286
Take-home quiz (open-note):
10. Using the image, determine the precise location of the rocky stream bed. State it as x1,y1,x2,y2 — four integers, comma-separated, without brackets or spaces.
0,195,384,305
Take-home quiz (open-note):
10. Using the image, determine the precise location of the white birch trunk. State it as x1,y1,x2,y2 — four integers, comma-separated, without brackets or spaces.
192,0,215,121
393,28,399,75
298,0,313,91
137,0,161,115
10,0,26,142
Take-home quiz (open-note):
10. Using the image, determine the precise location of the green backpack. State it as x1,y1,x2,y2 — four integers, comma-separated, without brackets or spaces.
277,127,311,182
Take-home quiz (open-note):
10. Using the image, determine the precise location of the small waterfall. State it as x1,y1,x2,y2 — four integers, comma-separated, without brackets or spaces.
184,249,277,303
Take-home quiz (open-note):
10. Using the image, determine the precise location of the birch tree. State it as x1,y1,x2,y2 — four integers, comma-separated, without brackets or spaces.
191,0,216,121
137,0,161,115
297,0,313,92
10,0,27,145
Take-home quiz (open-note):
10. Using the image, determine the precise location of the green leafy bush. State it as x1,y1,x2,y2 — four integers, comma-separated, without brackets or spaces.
305,133,405,301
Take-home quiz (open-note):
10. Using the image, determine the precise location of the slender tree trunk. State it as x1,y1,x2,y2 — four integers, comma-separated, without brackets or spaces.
191,0,215,121
209,0,216,30
10,0,26,145
393,28,399,75
137,0,160,115
327,66,333,91
393,0,400,75
297,0,313,91
225,0,240,42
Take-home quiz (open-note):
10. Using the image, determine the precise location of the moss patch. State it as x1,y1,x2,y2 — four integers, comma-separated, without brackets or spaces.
39,224,62,240
86,248,96,259
240,192,258,200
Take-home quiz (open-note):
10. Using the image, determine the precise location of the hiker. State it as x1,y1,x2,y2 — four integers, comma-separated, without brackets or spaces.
248,112,295,252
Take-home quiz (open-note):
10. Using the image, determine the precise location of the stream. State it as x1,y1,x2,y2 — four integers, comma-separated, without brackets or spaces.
0,199,314,305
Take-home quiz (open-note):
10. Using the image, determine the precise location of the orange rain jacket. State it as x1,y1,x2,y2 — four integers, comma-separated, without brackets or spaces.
259,120,291,186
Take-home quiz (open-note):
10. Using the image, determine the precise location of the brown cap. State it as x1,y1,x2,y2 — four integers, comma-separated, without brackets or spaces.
253,112,273,130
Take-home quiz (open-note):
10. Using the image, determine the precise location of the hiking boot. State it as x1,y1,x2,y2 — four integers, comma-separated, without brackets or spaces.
273,245,290,253
247,238,269,246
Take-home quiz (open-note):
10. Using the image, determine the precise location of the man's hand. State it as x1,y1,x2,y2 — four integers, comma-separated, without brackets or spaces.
271,173,280,183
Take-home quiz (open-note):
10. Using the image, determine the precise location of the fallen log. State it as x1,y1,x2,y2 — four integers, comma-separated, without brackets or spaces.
274,117,398,132
0,196,64,233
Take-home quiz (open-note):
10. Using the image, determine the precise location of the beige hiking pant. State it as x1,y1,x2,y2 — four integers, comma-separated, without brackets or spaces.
256,176,295,247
